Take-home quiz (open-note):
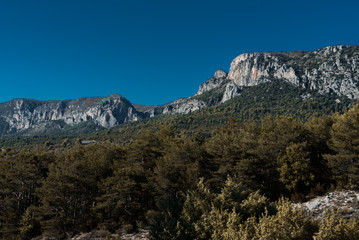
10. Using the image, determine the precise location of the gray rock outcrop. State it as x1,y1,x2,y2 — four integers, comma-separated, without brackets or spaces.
221,81,242,102
295,191,359,220
150,98,207,116
0,94,141,134
227,52,299,87
196,69,229,96
162,98,207,115
227,45,359,99
214,69,228,78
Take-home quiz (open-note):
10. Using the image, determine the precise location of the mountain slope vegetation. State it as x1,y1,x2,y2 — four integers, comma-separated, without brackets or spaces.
1,103,359,239
1,45,359,239
0,80,354,149
87,80,354,143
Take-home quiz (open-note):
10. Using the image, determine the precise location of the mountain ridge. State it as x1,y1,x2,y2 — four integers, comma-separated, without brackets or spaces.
1,45,358,135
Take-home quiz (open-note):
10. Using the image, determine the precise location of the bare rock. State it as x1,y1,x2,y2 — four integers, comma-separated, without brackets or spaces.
295,191,359,220
214,69,228,78
221,82,242,102
0,95,142,134
227,45,359,99
196,70,229,96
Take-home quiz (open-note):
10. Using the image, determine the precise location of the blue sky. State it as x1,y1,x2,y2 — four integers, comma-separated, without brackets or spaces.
0,0,358,105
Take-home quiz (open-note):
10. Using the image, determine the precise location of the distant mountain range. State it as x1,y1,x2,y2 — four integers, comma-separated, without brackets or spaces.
1,45,358,136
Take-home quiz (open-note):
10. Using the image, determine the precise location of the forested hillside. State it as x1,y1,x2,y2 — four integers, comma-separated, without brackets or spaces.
1,103,359,239
101,79,353,140
0,80,353,149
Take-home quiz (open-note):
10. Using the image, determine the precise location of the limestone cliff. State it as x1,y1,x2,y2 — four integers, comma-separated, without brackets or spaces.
227,45,359,99
0,94,141,134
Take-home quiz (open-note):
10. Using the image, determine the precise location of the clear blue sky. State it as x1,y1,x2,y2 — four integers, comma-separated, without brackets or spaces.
0,0,358,105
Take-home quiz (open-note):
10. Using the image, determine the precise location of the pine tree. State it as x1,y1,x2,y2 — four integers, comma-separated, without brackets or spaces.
0,150,52,238
277,143,314,195
326,106,359,189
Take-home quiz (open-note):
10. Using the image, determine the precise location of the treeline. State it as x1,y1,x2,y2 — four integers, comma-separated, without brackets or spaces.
1,105,359,239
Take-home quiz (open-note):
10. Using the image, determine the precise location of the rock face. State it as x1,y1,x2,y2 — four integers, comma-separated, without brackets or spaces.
161,98,207,115
148,98,207,117
0,94,142,135
32,228,150,240
196,69,229,96
221,81,242,103
228,52,299,87
227,45,359,99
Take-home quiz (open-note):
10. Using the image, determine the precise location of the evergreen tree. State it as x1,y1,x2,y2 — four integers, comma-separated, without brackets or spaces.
37,144,114,236
95,145,149,230
314,210,359,240
0,149,52,238
277,143,315,196
326,106,359,189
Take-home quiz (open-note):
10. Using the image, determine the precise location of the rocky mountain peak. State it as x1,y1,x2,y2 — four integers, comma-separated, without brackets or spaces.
107,93,124,99
314,45,349,56
195,70,229,96
214,69,228,78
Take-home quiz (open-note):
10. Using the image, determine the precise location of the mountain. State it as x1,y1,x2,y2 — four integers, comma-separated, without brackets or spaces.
226,45,359,98
0,45,358,136
0,94,142,135
144,45,359,117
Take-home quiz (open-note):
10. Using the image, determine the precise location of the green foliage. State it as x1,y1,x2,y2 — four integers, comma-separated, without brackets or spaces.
205,120,260,190
314,210,359,240
1,102,359,238
278,143,315,193
176,177,275,240
36,144,115,236
326,105,359,189
0,149,53,238
239,199,317,240
18,205,42,239
94,146,136,229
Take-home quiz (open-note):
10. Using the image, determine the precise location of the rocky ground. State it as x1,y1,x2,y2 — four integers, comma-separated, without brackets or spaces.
71,229,149,240
33,228,150,240
295,190,359,219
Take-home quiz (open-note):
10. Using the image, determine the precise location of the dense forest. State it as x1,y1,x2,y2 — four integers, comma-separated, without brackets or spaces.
1,103,359,239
